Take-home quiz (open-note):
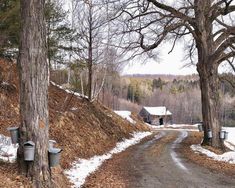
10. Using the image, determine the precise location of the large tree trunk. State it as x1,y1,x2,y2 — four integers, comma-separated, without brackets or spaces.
197,61,224,149
194,0,224,150
18,0,51,187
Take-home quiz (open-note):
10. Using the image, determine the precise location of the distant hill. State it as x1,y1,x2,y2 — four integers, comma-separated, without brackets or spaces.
122,74,199,82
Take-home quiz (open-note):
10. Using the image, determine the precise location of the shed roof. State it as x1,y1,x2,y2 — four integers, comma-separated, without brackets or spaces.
143,106,172,116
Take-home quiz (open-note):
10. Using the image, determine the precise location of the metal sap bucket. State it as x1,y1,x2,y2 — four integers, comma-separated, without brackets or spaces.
220,131,225,139
7,127,19,144
24,141,35,161
49,140,56,149
207,130,212,138
198,124,203,132
224,131,229,140
48,148,62,167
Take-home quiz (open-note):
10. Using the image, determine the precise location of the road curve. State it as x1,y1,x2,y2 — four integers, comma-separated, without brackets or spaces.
84,130,235,188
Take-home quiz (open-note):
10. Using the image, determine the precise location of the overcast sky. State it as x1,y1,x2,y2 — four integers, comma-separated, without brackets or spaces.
122,42,198,75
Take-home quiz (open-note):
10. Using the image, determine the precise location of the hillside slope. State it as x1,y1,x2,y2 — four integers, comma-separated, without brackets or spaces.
0,59,149,187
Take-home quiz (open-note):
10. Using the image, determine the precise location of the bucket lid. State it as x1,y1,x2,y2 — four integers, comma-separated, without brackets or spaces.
24,141,35,146
7,127,19,131
49,148,62,154
49,139,56,144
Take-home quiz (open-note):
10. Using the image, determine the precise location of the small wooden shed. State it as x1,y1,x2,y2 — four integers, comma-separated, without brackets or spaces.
139,106,172,125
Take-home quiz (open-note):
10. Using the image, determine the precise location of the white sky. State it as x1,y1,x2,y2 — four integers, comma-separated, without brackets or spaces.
122,42,234,76
122,42,198,75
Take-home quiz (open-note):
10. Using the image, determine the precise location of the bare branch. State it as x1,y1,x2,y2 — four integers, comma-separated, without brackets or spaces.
218,51,235,63
212,3,235,18
214,25,235,50
227,57,235,72
212,36,235,62
168,35,178,54
146,0,195,25
140,22,186,51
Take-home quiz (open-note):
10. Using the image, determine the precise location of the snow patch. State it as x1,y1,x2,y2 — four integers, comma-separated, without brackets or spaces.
191,144,235,164
145,123,164,129
166,124,198,128
65,131,152,188
0,135,18,163
146,123,198,132
171,131,189,172
50,81,88,99
223,127,235,147
114,111,136,124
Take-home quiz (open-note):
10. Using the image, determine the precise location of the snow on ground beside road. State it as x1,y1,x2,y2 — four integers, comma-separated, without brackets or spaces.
114,111,136,124
0,134,18,163
146,123,164,129
223,127,235,147
166,124,198,128
65,131,152,188
191,145,235,164
190,126,235,163
146,123,198,132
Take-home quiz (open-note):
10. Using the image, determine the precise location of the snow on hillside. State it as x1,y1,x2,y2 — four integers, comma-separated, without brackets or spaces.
114,111,136,124
50,81,88,99
0,135,18,163
65,131,151,188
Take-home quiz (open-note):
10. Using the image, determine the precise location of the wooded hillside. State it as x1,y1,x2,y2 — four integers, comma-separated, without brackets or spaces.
0,58,149,187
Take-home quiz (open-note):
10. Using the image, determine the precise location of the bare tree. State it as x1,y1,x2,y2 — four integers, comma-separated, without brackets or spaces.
111,0,235,149
73,0,108,101
18,0,51,186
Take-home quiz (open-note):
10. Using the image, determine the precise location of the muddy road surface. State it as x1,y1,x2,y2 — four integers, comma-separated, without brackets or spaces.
84,130,235,188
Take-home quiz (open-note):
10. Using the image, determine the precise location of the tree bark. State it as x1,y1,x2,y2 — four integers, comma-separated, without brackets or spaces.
197,61,223,149
18,0,51,187
194,0,224,150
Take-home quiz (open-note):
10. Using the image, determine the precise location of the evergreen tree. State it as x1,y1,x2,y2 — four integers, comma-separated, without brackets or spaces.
0,0,74,62
0,0,20,57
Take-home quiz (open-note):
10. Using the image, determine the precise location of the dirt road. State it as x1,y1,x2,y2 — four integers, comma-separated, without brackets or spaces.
84,130,235,188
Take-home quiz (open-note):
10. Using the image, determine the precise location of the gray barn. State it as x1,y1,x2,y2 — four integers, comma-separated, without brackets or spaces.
139,106,172,125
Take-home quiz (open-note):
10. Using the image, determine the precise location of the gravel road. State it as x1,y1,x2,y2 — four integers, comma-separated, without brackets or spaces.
84,130,235,188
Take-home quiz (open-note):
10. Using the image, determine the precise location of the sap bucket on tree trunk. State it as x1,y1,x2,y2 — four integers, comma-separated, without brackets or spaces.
24,141,35,161
7,127,19,144
207,129,212,139
49,140,56,149
48,148,62,167
219,130,229,140
220,130,226,139
224,131,229,140
198,123,203,132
